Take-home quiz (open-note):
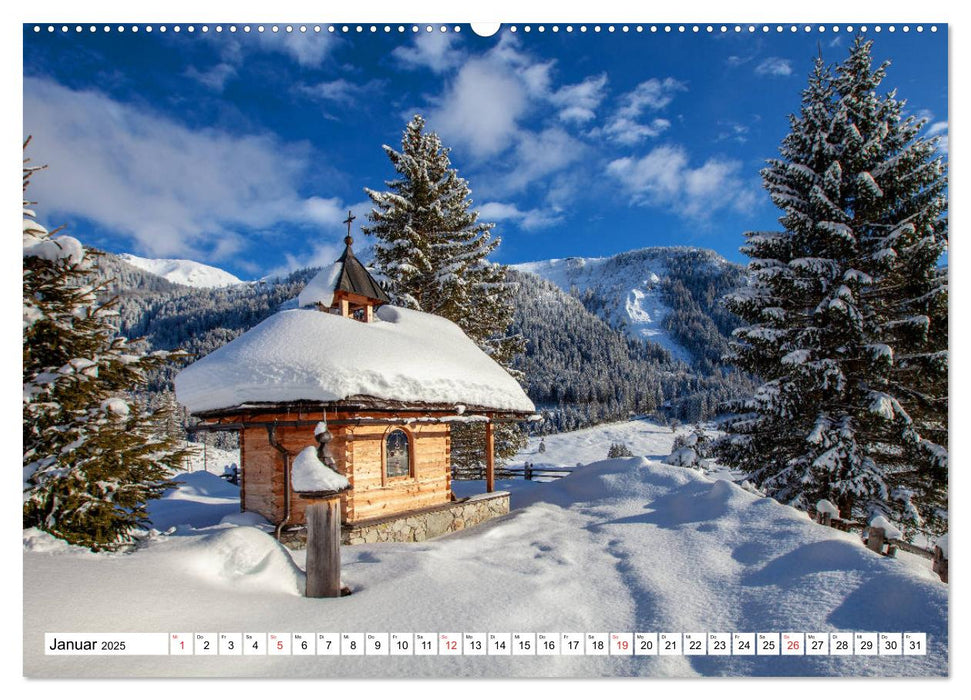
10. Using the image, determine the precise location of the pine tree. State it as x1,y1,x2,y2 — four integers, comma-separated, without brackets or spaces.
364,115,527,474
717,39,948,538
23,141,192,550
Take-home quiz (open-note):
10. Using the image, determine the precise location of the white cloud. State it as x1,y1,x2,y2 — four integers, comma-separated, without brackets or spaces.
593,78,685,145
426,34,556,160
297,78,383,106
550,74,608,123
478,201,562,231
22,76,340,261
261,196,376,277
392,32,463,73
427,58,530,159
185,62,237,92
185,33,338,94
926,121,949,154
755,57,793,77
254,31,337,67
716,121,750,144
606,145,757,220
501,128,586,193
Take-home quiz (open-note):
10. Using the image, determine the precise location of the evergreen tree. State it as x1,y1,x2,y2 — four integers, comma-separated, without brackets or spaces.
364,115,527,474
717,39,948,538
22,142,192,550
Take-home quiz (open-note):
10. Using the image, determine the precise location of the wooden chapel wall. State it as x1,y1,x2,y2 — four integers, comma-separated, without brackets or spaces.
238,415,452,526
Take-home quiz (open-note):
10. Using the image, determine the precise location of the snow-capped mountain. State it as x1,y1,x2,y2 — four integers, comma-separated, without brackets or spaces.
118,253,245,289
514,247,739,365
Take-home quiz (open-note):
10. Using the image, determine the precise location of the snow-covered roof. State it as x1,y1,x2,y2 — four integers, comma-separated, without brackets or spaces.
297,261,343,308
174,305,535,414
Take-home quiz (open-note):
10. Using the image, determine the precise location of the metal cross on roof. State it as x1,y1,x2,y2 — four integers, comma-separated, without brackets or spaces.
343,210,356,246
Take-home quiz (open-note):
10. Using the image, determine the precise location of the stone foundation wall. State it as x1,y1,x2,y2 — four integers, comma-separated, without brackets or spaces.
281,492,510,548
343,492,510,544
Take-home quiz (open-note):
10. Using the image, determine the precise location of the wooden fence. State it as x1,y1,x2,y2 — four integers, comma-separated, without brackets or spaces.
812,509,947,583
497,465,574,481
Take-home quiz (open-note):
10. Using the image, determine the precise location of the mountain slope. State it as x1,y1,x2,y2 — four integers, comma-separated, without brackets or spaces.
118,253,245,288
89,247,750,434
514,247,745,371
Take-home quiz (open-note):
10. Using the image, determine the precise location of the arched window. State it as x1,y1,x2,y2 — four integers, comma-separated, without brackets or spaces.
385,429,411,479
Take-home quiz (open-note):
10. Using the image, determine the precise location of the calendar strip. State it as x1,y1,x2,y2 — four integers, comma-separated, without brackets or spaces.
45,632,928,656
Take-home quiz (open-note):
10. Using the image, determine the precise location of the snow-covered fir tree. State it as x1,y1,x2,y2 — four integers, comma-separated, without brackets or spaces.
364,115,527,474
717,39,948,538
22,143,192,551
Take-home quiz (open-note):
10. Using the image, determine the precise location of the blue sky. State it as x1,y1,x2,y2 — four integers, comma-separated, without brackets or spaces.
23,24,947,278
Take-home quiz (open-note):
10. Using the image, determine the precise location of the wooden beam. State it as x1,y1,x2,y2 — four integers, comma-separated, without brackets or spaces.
305,496,342,598
485,418,495,493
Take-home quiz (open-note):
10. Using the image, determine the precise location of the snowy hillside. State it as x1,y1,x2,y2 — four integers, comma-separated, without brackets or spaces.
118,253,245,288
515,247,741,366
24,419,946,678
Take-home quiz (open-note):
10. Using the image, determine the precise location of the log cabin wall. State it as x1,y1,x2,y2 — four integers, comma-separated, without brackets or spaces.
235,410,452,527
343,423,451,522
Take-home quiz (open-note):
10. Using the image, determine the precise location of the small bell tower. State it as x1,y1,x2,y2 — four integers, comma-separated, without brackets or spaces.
296,212,391,321
328,211,390,322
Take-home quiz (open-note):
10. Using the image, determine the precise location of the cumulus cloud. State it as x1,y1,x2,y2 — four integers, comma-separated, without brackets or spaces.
478,201,563,231
755,57,793,77
427,58,530,159
550,73,608,123
22,76,347,261
606,144,758,220
501,128,586,193
425,35,557,160
392,32,464,73
593,78,685,145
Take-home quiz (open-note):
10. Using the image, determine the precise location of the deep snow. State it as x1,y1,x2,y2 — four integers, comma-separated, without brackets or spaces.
23,419,947,678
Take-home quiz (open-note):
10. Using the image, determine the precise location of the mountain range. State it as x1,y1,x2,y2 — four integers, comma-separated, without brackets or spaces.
94,245,751,434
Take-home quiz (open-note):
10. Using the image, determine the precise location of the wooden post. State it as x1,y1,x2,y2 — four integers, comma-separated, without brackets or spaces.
932,546,948,583
866,526,885,555
305,496,342,598
485,418,495,493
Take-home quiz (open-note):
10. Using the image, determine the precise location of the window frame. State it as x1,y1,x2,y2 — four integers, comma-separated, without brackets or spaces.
381,426,413,484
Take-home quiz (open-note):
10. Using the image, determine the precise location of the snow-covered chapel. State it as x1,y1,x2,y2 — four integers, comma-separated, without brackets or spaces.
174,222,534,544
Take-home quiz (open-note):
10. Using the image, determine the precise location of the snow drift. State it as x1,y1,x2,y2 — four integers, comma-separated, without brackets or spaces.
24,446,947,678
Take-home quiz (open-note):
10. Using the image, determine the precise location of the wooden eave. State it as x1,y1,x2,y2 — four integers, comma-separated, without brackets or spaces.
188,396,537,431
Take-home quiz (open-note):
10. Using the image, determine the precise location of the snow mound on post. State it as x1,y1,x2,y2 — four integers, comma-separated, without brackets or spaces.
291,446,350,493
816,499,840,518
869,515,902,539
174,306,535,413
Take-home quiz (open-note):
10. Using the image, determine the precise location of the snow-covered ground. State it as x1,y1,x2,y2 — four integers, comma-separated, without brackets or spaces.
118,253,245,288
23,419,947,678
